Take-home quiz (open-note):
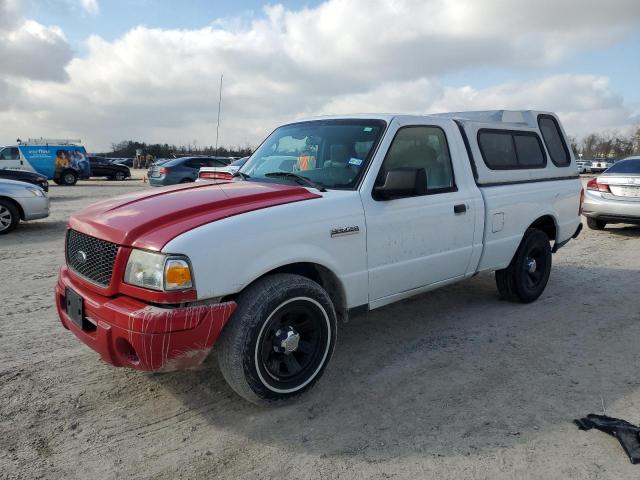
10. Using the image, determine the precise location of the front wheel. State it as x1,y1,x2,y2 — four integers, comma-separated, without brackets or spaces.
113,171,126,181
495,228,552,303
0,199,20,234
217,274,337,405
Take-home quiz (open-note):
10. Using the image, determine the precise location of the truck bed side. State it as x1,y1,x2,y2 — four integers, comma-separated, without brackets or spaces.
476,179,582,272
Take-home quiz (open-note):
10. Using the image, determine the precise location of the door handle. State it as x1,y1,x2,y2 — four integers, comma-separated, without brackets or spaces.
454,203,467,214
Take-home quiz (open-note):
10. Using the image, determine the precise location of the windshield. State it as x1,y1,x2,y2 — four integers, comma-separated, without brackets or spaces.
240,119,386,189
604,159,640,174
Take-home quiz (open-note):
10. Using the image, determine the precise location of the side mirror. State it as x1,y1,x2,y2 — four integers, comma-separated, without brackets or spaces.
373,167,427,199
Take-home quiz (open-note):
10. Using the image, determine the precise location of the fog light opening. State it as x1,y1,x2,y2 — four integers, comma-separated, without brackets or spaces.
115,338,140,365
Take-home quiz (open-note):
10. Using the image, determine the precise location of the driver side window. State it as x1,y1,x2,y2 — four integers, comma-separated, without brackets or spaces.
0,147,19,161
379,126,455,193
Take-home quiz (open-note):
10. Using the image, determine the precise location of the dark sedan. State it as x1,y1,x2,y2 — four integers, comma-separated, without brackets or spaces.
88,156,131,180
0,169,49,192
148,156,230,186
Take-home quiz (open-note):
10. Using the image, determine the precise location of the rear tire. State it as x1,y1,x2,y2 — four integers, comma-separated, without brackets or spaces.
60,170,78,186
0,199,20,234
217,274,337,405
495,228,552,304
586,217,606,230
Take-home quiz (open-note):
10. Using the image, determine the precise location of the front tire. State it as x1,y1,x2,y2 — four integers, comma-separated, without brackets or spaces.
0,199,20,234
495,228,552,303
217,274,337,405
113,171,126,181
586,217,606,230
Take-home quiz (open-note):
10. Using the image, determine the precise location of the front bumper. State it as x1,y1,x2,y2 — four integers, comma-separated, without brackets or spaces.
56,266,237,371
20,195,50,220
583,190,640,223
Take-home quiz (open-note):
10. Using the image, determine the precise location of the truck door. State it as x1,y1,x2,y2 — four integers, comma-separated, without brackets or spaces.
361,119,477,302
0,147,22,170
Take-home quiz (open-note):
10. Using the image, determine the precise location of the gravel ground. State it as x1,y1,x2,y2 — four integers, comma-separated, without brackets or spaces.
1,174,640,479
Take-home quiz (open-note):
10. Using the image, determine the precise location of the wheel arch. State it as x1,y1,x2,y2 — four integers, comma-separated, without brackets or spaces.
528,214,557,241
227,262,349,322
0,196,25,220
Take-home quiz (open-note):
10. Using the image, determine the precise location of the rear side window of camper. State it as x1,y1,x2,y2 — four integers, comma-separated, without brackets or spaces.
538,114,570,167
478,130,546,170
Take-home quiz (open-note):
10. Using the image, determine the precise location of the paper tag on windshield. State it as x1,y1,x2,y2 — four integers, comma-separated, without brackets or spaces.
349,158,363,166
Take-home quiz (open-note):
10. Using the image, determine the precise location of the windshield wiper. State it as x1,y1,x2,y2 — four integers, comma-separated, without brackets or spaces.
264,172,326,192
232,171,250,180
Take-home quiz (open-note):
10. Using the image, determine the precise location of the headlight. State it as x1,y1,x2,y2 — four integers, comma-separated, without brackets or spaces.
27,187,45,197
124,250,193,291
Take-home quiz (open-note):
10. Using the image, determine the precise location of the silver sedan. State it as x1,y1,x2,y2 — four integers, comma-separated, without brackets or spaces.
0,179,50,234
583,156,640,230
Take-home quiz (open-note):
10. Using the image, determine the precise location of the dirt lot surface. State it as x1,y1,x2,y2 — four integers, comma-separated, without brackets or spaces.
1,174,640,479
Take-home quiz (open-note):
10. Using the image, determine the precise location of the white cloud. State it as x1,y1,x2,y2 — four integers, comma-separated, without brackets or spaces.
0,0,639,150
79,0,99,16
0,0,73,81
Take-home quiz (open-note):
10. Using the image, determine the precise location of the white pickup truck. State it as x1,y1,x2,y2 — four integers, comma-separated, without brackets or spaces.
56,110,583,404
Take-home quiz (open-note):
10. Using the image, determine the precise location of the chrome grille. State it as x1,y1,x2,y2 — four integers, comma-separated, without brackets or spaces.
66,230,118,287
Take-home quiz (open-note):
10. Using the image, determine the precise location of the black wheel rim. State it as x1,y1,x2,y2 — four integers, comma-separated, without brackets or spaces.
256,298,329,392
523,245,546,289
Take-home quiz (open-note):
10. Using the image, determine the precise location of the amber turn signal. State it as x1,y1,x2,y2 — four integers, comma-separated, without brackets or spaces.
164,259,193,290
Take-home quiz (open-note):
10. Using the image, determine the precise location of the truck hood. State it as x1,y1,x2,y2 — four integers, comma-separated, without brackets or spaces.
69,181,321,250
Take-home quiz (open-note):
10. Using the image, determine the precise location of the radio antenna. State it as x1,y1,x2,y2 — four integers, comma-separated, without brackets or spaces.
215,73,223,156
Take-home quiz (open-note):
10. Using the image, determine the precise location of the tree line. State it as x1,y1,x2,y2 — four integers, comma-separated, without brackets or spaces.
568,126,640,159
98,140,253,159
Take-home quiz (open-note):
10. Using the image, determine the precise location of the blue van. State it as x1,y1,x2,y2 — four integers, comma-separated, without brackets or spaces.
0,140,90,185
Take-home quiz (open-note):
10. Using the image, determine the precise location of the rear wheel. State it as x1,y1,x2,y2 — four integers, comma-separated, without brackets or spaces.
217,273,337,405
586,217,606,230
61,170,78,186
495,228,552,303
0,199,20,234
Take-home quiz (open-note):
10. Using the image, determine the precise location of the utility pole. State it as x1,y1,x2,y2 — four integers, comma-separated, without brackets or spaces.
215,73,223,157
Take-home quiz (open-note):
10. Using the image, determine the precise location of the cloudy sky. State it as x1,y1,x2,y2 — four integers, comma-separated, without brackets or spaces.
1,0,639,152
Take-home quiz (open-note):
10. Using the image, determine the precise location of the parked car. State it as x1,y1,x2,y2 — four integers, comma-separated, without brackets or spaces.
148,156,230,186
583,156,640,230
197,156,249,181
111,158,134,168
0,179,49,234
55,110,582,404
88,156,131,180
576,160,591,174
0,169,49,192
590,159,614,173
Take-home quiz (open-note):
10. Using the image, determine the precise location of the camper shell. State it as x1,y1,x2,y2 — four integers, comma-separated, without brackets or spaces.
433,110,577,184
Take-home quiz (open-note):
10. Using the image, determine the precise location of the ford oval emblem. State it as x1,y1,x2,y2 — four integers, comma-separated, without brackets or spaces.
75,250,88,264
